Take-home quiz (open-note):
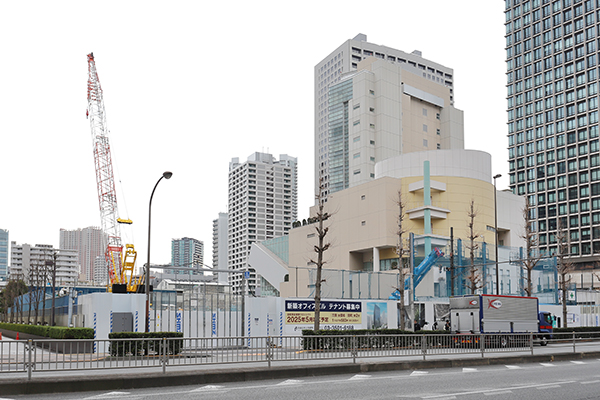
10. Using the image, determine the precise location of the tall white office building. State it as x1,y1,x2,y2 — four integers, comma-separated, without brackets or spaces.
228,152,297,292
315,33,461,197
505,0,600,265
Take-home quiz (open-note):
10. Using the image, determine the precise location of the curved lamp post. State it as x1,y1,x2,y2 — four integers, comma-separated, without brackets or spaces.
493,173,502,295
145,171,172,332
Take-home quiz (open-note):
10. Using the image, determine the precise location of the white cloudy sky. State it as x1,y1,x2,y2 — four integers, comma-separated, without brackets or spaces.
0,1,507,267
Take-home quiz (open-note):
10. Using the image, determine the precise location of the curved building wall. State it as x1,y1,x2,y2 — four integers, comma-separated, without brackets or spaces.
375,149,492,184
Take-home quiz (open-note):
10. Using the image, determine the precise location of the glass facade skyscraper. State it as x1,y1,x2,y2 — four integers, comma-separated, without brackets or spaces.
505,0,600,262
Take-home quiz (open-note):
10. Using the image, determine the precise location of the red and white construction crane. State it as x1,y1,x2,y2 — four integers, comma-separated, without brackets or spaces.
86,53,137,291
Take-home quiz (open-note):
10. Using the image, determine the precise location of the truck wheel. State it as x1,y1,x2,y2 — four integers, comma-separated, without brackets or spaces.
539,336,548,346
499,336,509,348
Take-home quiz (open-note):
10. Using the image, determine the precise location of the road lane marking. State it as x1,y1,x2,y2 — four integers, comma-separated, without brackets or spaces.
420,381,576,399
276,379,303,385
349,374,371,380
411,371,429,376
462,368,477,373
571,361,585,364
83,393,130,400
540,363,555,367
536,385,561,389
484,391,513,396
505,365,522,369
581,380,600,384
190,385,224,392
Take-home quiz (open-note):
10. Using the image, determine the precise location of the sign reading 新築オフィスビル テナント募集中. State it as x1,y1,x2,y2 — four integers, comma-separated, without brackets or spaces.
284,300,362,325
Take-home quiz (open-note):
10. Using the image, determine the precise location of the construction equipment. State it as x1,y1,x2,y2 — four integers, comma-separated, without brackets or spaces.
86,53,139,292
389,247,444,300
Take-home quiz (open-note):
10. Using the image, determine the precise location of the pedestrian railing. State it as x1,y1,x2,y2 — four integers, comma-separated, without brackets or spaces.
1,332,599,380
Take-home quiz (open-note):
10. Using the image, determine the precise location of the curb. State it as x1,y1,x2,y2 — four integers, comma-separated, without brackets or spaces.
2,351,600,395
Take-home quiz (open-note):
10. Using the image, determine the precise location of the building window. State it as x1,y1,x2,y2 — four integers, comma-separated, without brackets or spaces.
423,108,428,116
369,90,375,95
423,139,428,147
361,221,366,226
423,124,428,132
437,144,441,149
361,195,366,200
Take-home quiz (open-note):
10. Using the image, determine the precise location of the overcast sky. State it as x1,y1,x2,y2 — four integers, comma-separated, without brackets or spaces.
0,1,507,268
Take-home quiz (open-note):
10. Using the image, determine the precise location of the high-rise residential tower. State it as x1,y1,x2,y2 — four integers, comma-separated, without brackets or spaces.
10,243,78,285
505,0,600,263
212,212,228,284
0,229,8,279
169,237,204,275
228,152,297,292
59,227,105,283
315,33,461,197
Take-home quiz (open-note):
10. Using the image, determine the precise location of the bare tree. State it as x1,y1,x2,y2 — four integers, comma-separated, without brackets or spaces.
393,189,409,330
465,199,483,294
3,277,27,323
309,177,331,331
521,198,541,296
556,220,574,328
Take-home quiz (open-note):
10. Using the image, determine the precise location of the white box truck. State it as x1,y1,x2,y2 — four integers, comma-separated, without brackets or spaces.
449,294,552,347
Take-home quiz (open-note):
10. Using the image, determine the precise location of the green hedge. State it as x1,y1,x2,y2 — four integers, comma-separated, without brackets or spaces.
301,329,447,351
0,323,94,339
108,332,184,356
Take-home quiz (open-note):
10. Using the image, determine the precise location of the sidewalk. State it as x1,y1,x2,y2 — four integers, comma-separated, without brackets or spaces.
2,346,600,396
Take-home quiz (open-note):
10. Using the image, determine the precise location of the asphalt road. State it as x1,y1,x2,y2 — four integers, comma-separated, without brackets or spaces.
6,358,600,400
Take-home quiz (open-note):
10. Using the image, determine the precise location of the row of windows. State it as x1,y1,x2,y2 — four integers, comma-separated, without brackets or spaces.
510,139,599,159
506,1,598,35
508,96,598,121
508,104,598,124
507,33,597,61
508,76,597,107
508,104,599,134
506,0,598,18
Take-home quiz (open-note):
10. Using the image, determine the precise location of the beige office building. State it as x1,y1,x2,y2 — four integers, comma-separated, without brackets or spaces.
316,33,463,199
251,150,525,299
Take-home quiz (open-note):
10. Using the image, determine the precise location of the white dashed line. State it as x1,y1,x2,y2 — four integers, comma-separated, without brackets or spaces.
484,390,513,396
571,361,585,364
505,365,522,369
83,392,130,399
349,374,371,380
540,363,555,367
462,368,478,373
276,379,303,385
581,380,600,385
190,385,224,392
411,371,429,376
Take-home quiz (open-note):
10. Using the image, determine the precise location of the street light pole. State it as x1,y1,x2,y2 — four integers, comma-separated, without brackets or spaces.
493,173,502,295
145,171,173,333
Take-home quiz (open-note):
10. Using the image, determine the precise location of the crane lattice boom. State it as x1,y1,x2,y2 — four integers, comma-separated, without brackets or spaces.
86,52,123,285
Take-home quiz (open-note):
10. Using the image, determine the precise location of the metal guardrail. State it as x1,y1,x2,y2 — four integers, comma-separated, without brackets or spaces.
1,332,599,380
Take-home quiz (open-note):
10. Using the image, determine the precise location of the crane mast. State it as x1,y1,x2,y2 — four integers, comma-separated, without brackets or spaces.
86,52,123,286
